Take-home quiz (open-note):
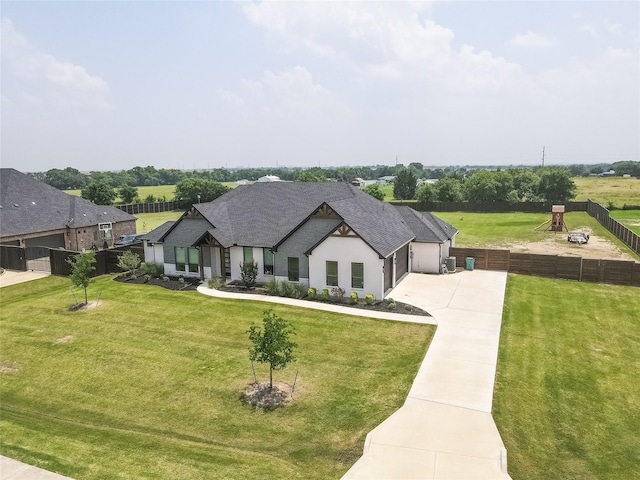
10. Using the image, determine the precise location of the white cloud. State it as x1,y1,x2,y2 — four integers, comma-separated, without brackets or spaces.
1,18,114,111
509,31,558,50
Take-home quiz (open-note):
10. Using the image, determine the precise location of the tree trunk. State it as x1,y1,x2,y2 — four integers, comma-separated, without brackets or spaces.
84,286,88,305
269,365,273,389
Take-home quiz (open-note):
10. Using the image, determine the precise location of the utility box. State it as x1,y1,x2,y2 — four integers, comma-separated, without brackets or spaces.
445,257,457,272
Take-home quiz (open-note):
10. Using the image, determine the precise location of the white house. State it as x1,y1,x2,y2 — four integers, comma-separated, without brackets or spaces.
146,182,457,300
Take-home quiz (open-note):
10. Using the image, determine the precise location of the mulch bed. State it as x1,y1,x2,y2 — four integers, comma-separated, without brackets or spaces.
218,284,431,316
113,274,200,291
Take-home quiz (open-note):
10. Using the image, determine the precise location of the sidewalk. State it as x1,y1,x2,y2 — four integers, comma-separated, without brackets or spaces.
0,456,74,480
343,271,511,480
0,270,50,288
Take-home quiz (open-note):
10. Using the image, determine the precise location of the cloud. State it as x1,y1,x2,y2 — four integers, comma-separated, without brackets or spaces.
1,18,114,111
509,31,558,50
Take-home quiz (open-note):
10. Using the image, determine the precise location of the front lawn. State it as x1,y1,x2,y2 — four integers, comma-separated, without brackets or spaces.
494,275,640,479
0,276,433,479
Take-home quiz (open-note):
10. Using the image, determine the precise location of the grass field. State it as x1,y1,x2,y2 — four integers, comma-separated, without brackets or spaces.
573,176,640,207
494,275,640,479
610,209,640,235
0,276,434,479
135,211,183,232
434,211,632,252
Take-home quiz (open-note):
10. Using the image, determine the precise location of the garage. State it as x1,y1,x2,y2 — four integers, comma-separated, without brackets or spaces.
395,244,409,281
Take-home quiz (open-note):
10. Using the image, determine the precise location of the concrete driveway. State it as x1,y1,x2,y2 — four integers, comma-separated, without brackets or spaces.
0,269,50,288
343,270,511,480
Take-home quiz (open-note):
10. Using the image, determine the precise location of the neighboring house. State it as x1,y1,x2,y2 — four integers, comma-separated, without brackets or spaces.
141,221,175,267
256,175,280,182
148,182,457,300
0,168,137,251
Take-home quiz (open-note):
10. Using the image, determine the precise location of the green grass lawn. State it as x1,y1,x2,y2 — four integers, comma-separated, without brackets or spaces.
0,276,434,479
135,211,183,233
610,209,640,235
494,275,640,479
434,211,632,252
573,176,640,208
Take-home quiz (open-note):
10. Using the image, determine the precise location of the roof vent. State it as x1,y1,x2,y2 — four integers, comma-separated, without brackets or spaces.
31,201,37,205
13,203,19,207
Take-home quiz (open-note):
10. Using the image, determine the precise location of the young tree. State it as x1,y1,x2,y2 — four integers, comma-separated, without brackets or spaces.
81,182,117,205
67,251,96,305
362,184,385,201
393,168,417,200
240,261,259,289
118,184,138,204
248,310,297,389
117,250,141,277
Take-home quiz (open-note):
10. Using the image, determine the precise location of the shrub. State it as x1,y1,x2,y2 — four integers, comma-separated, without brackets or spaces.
117,250,141,277
350,292,358,305
404,303,412,312
365,294,375,305
208,277,225,289
386,297,395,304
321,289,330,301
162,275,169,282
140,262,158,277
280,281,302,298
307,287,317,299
331,286,345,298
387,301,397,310
178,276,185,284
265,279,280,296
239,261,259,290
143,274,151,283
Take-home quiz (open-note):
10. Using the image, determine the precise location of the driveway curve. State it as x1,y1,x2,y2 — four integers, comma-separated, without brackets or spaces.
343,270,511,480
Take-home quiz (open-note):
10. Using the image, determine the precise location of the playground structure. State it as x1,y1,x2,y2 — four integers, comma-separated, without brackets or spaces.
535,205,569,232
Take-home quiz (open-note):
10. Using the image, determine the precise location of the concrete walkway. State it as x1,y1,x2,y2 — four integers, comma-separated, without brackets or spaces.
0,270,50,288
0,456,74,480
343,270,511,480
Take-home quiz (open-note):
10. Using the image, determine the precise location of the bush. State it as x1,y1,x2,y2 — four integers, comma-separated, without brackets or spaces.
331,286,345,298
387,301,397,310
143,274,151,283
140,262,158,277
162,275,169,282
321,289,330,301
350,292,358,305
307,287,317,299
208,277,225,289
279,281,303,298
365,294,375,305
117,250,141,277
265,279,280,296
178,276,185,284
240,261,259,290
404,303,412,312
386,297,395,304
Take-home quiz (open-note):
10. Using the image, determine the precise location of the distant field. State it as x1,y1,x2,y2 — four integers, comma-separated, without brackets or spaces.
134,211,183,233
610,209,640,235
573,177,640,207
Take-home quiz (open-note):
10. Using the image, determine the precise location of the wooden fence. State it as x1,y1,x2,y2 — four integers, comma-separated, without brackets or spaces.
449,247,640,287
0,245,27,271
115,201,181,214
587,200,640,255
50,246,145,277
393,200,588,213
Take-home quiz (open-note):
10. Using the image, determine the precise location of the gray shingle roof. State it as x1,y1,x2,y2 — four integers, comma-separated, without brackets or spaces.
142,221,175,243
187,182,418,258
0,168,136,238
394,206,458,243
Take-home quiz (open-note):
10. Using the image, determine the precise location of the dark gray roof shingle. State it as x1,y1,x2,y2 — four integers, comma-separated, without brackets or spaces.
189,182,419,258
142,221,175,243
0,168,136,238
394,206,458,243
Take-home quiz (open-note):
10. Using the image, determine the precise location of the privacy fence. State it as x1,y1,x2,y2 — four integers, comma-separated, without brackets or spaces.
587,200,640,256
115,201,181,214
393,200,589,213
449,247,640,287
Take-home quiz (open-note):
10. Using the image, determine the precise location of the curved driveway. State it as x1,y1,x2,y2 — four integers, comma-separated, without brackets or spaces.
343,270,511,480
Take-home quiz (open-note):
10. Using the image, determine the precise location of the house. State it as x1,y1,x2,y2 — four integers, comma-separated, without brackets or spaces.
147,182,457,300
256,175,281,182
0,168,137,252
142,221,175,267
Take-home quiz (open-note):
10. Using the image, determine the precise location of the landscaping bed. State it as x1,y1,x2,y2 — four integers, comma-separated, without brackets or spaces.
113,273,199,291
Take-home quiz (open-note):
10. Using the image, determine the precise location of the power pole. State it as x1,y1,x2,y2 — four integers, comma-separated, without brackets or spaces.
542,146,545,167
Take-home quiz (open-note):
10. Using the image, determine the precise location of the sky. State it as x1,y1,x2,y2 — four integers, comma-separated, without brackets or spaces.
1,1,639,173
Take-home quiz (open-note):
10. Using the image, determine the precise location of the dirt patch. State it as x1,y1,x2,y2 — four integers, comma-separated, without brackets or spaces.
55,335,74,344
497,227,636,260
0,362,18,373
241,382,293,411
68,301,104,311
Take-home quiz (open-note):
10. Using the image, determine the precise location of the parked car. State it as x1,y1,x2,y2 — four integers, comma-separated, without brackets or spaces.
567,231,589,244
115,233,146,246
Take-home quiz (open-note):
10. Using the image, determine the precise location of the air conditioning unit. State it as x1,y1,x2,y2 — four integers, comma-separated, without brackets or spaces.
445,257,457,272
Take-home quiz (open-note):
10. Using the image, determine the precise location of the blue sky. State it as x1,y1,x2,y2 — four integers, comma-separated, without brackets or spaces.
1,1,638,172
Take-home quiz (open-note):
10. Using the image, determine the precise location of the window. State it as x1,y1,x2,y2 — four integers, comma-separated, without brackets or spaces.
243,247,253,264
326,261,338,286
263,249,274,275
288,257,299,282
175,247,199,273
175,247,186,271
351,262,364,289
188,247,199,273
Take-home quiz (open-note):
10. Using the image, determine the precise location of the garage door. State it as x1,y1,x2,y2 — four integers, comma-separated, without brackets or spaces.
384,255,393,292
395,244,409,281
